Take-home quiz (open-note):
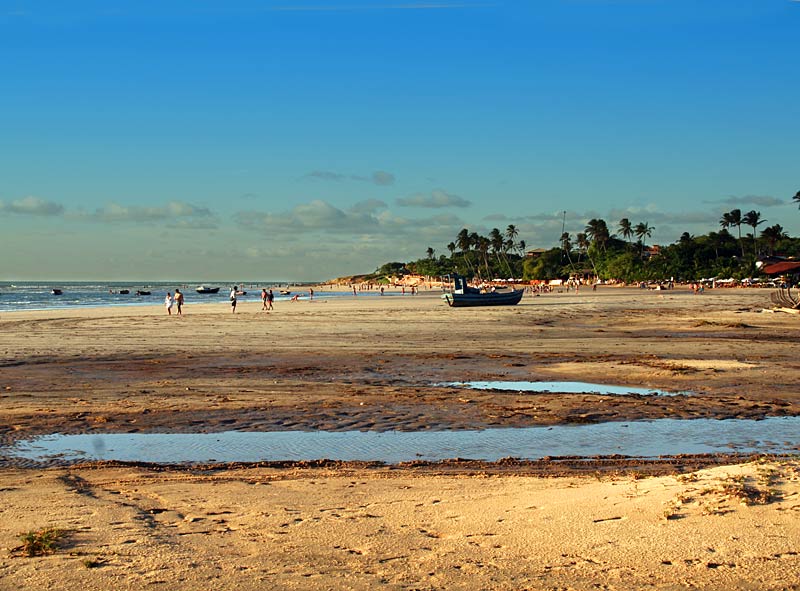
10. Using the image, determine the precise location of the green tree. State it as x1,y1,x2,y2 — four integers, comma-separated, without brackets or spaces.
522,248,564,281
618,218,633,245
456,228,474,275
490,228,513,277
584,218,610,251
720,209,744,257
742,210,765,257
477,236,491,278
760,224,786,256
634,222,654,257
619,218,633,250
576,232,589,266
505,224,519,254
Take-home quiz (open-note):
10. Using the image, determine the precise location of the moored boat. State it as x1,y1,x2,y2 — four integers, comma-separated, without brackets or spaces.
196,286,220,294
51,288,63,295
441,274,524,307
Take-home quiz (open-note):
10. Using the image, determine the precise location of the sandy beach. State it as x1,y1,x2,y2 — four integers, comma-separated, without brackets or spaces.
1,286,799,589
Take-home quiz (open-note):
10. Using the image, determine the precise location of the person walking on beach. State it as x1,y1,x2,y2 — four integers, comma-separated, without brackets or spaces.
267,289,274,310
230,285,238,313
165,292,174,315
174,289,184,315
261,288,268,311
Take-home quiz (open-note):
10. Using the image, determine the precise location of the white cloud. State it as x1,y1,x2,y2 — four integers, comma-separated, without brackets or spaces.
396,189,471,208
371,170,396,186
73,201,218,227
703,195,785,207
0,196,64,216
303,169,396,186
234,199,465,245
349,199,388,214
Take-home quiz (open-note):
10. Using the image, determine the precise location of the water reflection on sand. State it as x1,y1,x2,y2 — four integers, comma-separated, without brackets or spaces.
5,416,799,465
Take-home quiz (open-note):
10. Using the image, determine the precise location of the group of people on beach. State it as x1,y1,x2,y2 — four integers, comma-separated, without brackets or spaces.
230,286,279,313
163,289,184,315
260,288,275,311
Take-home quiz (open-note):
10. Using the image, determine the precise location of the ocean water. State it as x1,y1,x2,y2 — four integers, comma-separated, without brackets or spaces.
0,281,370,312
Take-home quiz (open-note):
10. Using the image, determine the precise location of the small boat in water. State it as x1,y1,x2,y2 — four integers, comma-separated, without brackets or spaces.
196,286,220,294
136,290,151,296
279,290,291,296
119,289,130,295
441,274,524,307
51,289,63,296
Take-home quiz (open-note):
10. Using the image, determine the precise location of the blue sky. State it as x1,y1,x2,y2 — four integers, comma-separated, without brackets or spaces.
1,0,798,280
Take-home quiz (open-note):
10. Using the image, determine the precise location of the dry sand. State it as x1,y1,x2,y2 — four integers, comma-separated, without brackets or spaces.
1,286,799,589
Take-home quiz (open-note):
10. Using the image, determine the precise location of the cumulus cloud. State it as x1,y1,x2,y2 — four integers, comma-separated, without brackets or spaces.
73,201,218,228
396,189,471,208
703,195,786,207
349,199,388,214
234,199,464,242
0,196,64,216
370,170,396,186
305,171,349,182
235,200,368,234
303,169,396,186
605,206,710,226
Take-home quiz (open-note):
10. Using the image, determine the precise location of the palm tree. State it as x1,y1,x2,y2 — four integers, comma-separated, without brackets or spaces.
634,222,653,257
793,190,800,209
489,228,511,276
576,232,599,276
456,228,474,275
618,218,633,245
560,232,572,253
426,247,435,260
576,232,589,265
560,232,574,267
720,209,744,257
447,242,456,258
489,228,504,254
477,236,491,279
517,239,526,254
584,218,610,251
505,224,519,254
743,210,765,257
760,224,786,256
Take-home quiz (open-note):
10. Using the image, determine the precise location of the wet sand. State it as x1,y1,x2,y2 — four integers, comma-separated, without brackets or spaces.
1,286,799,589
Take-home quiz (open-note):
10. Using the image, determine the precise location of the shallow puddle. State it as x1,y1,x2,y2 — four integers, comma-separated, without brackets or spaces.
450,381,687,396
4,417,799,465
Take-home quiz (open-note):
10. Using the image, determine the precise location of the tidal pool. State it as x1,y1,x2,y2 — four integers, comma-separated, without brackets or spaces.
4,417,799,465
449,381,688,396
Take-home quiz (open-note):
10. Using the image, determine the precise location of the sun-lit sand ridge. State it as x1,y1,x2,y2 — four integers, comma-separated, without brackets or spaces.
1,286,799,589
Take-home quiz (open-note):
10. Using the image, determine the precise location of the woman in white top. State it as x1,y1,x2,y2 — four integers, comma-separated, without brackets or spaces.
230,286,238,313
165,292,174,315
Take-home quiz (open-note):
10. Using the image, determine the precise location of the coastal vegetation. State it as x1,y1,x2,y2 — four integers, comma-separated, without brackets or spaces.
371,202,800,284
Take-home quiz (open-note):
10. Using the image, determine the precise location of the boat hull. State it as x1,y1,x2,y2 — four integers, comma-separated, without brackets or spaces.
442,289,524,307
